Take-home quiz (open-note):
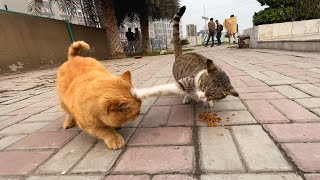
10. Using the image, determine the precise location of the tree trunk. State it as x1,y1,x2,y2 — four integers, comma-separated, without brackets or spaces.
102,0,124,58
140,11,151,53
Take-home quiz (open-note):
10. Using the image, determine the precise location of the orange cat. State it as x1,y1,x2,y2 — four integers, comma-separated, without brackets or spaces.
56,41,141,150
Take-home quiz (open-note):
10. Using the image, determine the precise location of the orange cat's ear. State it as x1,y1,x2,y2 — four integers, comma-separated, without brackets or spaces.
107,99,129,112
121,71,132,84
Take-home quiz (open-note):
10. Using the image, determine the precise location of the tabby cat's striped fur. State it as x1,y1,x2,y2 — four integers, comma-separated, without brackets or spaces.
133,6,239,106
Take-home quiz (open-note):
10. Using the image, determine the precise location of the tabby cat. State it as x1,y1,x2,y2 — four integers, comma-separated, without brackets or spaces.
132,6,239,107
56,41,141,150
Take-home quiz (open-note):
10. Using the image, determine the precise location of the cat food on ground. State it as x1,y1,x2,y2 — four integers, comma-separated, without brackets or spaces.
198,112,222,127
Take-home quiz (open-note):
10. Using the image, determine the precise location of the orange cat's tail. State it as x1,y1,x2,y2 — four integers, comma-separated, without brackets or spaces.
68,41,90,60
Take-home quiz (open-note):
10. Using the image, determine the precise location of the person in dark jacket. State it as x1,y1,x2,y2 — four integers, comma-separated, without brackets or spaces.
215,20,223,45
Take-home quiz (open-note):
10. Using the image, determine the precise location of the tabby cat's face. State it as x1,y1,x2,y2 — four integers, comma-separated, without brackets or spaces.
197,59,239,101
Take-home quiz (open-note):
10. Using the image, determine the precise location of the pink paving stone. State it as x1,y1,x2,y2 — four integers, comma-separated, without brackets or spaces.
152,175,197,180
283,143,320,172
240,92,285,100
245,100,289,123
235,86,275,93
139,106,171,127
0,151,54,175
114,146,194,173
105,175,149,180
38,115,65,132
305,174,320,180
167,105,194,126
269,99,320,122
264,123,320,142
155,97,184,106
128,127,192,146
8,131,79,149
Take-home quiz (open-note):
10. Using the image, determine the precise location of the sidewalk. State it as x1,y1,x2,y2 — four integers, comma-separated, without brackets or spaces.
0,46,320,180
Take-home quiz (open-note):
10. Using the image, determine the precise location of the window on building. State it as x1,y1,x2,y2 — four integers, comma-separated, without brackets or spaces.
77,11,82,17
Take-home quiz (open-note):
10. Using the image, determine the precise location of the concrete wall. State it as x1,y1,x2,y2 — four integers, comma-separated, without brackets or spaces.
243,19,320,52
0,10,109,74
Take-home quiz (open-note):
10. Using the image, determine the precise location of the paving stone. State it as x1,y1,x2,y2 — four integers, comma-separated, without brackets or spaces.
273,85,311,98
105,175,149,180
6,106,50,115
0,135,26,150
311,108,320,116
128,127,192,146
72,128,135,173
196,110,256,126
245,100,289,123
269,99,320,122
0,177,24,180
240,92,285,100
232,125,292,172
199,127,244,172
8,131,79,150
196,101,246,113
265,79,305,86
152,175,196,180
35,132,96,174
114,146,194,173
140,106,171,127
141,98,158,106
293,84,320,97
123,115,143,128
235,86,275,93
305,174,320,180
42,105,62,113
0,151,54,175
283,143,320,172
0,114,31,130
21,112,65,123
0,116,12,122
167,105,194,126
27,176,103,180
0,122,49,135
265,123,320,142
201,174,303,180
295,98,320,109
140,105,151,115
38,116,65,132
155,97,184,106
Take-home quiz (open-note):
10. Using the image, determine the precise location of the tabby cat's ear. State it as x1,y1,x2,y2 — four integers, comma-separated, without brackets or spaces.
227,86,239,97
206,59,217,73
121,71,132,84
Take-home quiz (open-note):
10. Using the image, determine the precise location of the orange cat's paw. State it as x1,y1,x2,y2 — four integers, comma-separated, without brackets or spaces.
105,135,125,150
63,119,75,129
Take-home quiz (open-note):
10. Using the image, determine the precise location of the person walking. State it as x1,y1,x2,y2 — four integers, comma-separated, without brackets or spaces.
224,15,238,44
133,28,142,53
126,28,135,54
206,18,216,47
215,20,223,45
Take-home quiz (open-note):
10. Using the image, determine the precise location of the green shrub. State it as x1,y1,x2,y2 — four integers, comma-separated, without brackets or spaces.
181,39,190,46
253,7,295,26
253,0,320,26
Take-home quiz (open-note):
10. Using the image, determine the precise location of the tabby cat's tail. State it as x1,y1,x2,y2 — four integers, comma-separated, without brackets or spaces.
68,41,90,60
172,6,186,59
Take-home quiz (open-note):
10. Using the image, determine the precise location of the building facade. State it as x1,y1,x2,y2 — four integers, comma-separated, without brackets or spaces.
0,0,85,25
186,24,197,37
119,19,183,49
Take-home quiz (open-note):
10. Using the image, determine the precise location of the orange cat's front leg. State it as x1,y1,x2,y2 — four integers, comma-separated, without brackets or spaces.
63,115,76,129
83,126,125,150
